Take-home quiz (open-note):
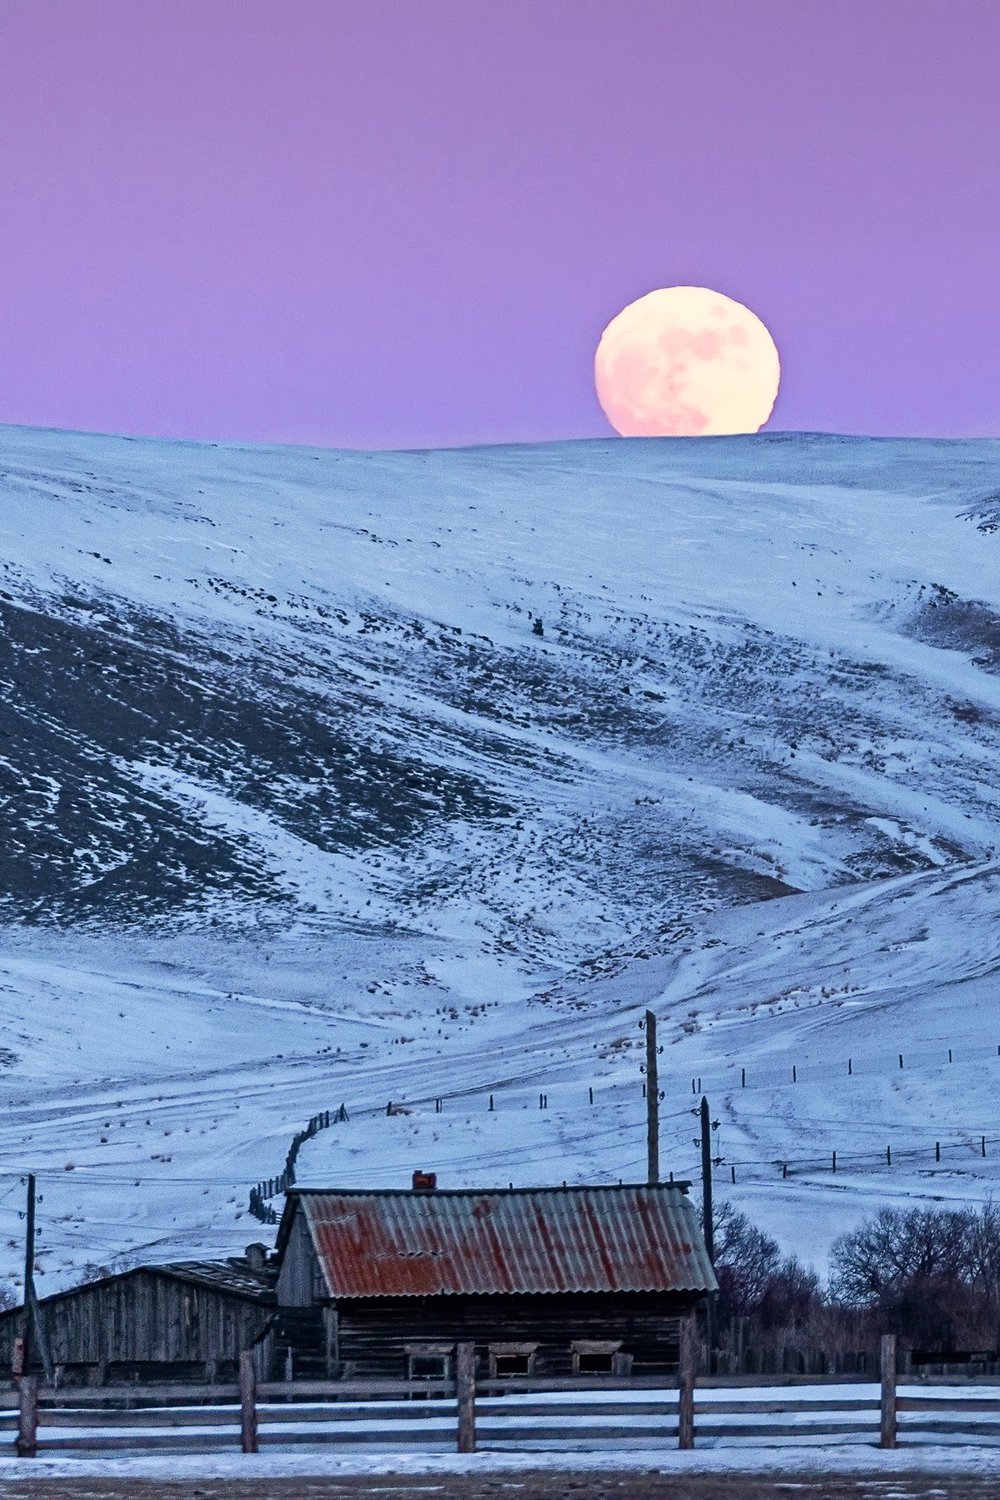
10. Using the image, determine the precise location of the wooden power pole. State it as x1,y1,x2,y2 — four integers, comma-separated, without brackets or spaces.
645,1010,659,1185
700,1096,717,1370
700,1097,714,1264
22,1174,35,1370
21,1174,52,1384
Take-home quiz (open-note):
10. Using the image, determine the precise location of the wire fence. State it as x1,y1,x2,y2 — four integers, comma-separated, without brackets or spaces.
681,1036,1000,1097
719,1133,1000,1187
244,1055,1000,1225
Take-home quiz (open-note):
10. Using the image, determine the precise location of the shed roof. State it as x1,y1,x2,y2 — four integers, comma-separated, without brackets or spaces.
286,1184,716,1299
155,1260,275,1300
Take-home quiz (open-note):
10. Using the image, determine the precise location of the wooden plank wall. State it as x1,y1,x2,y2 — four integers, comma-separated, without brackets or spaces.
275,1211,315,1307
334,1293,686,1377
0,1273,273,1380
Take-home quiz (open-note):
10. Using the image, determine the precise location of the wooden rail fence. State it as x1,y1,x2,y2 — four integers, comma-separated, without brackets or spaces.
9,1337,1000,1456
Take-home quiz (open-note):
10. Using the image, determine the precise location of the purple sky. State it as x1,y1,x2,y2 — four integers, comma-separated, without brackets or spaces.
1,0,997,448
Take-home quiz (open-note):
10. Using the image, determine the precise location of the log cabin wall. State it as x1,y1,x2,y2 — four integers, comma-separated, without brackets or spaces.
332,1291,690,1378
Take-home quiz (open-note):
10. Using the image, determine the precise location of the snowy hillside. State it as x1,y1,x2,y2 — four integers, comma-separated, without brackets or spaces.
1,422,1000,1287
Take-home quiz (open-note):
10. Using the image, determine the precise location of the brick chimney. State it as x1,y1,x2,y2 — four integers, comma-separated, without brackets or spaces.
412,1170,437,1191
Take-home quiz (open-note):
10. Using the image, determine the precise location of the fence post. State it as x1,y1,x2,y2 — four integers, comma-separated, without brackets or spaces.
678,1312,696,1450
456,1341,476,1454
16,1374,38,1458
880,1333,897,1449
239,1350,259,1454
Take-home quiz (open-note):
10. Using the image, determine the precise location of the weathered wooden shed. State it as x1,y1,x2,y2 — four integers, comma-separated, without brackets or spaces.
273,1180,716,1380
0,1252,276,1385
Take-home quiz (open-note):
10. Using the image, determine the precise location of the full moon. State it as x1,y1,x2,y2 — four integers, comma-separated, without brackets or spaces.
594,286,780,437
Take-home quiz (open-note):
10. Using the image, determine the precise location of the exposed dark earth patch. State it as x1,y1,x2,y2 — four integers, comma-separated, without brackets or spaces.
2,564,998,951
960,489,1000,534
906,585,1000,670
4,430,1000,963
0,595,508,926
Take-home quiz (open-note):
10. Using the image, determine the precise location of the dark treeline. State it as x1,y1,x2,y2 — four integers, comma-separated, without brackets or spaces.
711,1201,1000,1359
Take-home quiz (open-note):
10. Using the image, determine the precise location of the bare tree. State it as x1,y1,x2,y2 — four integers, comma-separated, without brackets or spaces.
830,1206,969,1304
831,1203,1000,1350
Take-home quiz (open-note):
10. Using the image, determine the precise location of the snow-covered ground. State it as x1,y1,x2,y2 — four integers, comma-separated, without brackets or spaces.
1,423,1000,1289
6,1444,1000,1482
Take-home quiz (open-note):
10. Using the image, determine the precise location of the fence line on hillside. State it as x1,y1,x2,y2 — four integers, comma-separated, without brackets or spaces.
246,1084,684,1221
248,1080,1000,1226
244,1016,1000,1223
726,1133,998,1184
654,1132,1000,1193
691,1035,1000,1097
248,1106,347,1224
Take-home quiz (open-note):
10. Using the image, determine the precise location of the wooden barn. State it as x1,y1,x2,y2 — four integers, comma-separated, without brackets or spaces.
0,1250,276,1385
272,1178,716,1380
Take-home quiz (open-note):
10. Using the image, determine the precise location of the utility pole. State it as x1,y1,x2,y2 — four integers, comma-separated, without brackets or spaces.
700,1097,714,1263
644,1010,660,1184
21,1174,52,1385
22,1174,35,1371
699,1096,717,1371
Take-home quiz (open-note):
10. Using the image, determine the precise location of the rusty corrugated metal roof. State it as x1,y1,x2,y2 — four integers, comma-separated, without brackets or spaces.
293,1184,717,1298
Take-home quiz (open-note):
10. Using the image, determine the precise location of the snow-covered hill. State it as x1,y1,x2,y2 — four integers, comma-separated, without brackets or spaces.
1,422,999,1287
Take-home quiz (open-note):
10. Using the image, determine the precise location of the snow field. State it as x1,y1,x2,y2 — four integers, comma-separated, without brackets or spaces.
2,426,1000,1282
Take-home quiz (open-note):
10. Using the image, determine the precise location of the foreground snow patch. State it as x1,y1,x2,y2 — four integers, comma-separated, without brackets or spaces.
5,1442,1000,1481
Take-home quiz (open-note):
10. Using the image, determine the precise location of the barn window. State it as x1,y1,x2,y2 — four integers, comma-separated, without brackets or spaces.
488,1343,537,1377
405,1344,452,1381
572,1340,623,1375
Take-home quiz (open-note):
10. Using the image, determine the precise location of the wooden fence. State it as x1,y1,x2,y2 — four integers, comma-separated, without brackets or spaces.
7,1336,1000,1456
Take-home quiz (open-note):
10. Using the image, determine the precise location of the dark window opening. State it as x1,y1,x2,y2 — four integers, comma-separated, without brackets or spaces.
577,1351,615,1374
571,1340,624,1377
406,1347,452,1382
488,1344,537,1378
